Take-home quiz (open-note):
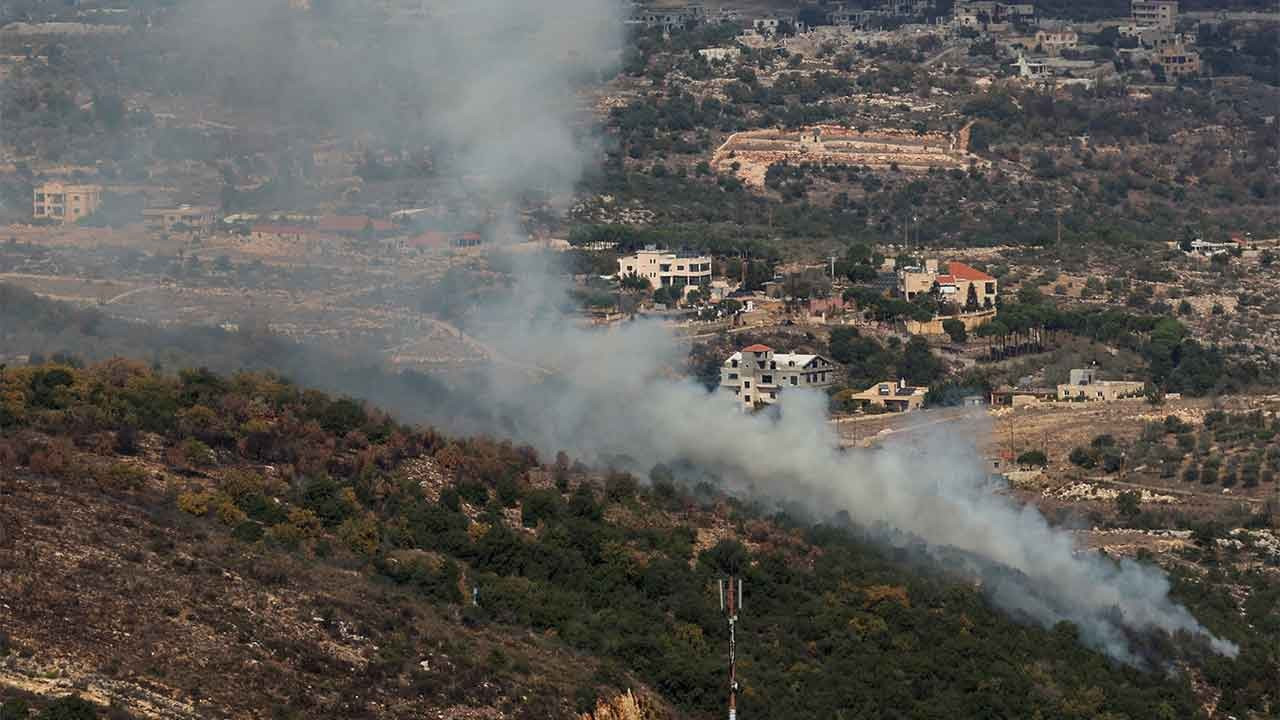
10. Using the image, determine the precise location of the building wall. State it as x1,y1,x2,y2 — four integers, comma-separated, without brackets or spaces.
1056,381,1145,401
720,348,835,408
1132,0,1177,30
33,183,102,224
619,249,713,288
903,308,998,336
1156,46,1201,76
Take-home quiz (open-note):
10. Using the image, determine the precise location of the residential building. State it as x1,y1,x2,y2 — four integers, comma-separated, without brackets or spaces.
249,223,308,243
720,344,836,408
143,205,216,234
1131,0,1178,30
629,4,706,31
32,182,102,224
1056,368,1145,401
618,246,713,289
898,259,998,311
848,379,929,412
1034,28,1078,55
953,1,1035,29
1155,43,1201,77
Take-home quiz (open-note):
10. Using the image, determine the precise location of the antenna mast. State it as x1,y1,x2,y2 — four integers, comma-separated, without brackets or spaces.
719,576,743,720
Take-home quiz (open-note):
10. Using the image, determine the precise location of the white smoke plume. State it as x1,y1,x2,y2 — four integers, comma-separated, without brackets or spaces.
160,0,1235,665
463,267,1239,665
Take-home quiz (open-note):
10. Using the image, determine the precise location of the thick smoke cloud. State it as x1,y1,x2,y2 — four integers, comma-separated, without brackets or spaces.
168,0,1235,665
463,267,1238,666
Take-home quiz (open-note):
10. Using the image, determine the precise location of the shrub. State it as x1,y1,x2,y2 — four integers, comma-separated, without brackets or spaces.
232,521,264,543
177,490,214,516
605,472,638,502
0,698,28,720
496,475,522,508
1068,447,1096,469
101,462,148,491
456,479,489,507
35,696,97,720
1016,450,1047,467
338,514,381,555
1101,453,1125,474
181,438,215,467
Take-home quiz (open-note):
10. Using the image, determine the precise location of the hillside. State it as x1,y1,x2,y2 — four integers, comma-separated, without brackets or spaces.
1,361,1276,719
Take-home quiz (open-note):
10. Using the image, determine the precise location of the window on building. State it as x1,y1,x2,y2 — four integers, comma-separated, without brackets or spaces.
762,375,773,384
731,359,739,368
790,377,797,385
743,381,750,388
728,373,738,380
743,395,751,403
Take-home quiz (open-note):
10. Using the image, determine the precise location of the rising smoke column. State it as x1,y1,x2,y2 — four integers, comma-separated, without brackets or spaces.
171,0,1236,665
462,263,1238,666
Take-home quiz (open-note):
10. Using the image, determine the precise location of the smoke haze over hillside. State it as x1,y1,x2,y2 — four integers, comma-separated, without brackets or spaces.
10,0,1236,668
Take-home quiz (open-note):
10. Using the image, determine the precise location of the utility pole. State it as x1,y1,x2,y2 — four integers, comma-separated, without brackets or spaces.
719,576,742,720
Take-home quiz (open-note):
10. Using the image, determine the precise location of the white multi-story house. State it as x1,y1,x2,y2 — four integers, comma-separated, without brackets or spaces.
720,344,836,408
618,246,713,289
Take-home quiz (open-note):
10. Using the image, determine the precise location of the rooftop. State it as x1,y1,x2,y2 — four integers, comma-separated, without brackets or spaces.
742,344,773,353
947,261,995,282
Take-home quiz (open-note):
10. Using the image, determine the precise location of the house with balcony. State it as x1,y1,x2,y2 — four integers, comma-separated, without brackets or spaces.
33,182,102,224
618,246,713,290
720,344,836,408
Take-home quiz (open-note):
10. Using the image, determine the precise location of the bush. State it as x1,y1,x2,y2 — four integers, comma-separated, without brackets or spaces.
456,480,489,507
1069,447,1097,469
1101,453,1124,474
35,696,97,720
495,475,522,508
1016,450,1047,467
605,472,637,502
1,699,29,720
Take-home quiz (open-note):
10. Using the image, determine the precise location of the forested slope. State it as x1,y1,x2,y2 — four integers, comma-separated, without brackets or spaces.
0,362,1275,718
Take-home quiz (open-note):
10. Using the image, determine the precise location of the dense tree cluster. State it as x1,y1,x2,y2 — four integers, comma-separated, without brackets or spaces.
4,361,1275,717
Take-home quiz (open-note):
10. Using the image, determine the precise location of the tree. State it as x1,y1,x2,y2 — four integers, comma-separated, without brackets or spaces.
900,336,943,386
942,318,967,344
1069,447,1097,469
619,272,651,292
1017,450,1047,467
1115,490,1141,521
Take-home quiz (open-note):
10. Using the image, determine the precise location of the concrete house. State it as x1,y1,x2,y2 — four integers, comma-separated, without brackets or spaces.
143,205,217,234
848,379,929,412
899,259,998,310
618,246,713,289
1131,0,1178,31
720,344,835,408
1056,368,1145,401
33,182,102,224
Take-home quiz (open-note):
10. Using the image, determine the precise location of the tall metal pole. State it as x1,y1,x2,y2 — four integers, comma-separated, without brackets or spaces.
721,576,741,720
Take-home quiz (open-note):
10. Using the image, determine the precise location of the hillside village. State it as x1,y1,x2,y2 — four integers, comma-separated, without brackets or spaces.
0,0,1278,718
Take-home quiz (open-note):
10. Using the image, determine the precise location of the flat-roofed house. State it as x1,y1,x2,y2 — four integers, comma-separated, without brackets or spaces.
720,344,836,408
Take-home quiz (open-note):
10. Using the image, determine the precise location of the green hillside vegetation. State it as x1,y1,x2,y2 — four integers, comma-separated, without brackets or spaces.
1,361,1276,718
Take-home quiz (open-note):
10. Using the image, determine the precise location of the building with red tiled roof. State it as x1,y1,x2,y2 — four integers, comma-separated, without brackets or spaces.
899,258,999,314
946,261,995,282
742,343,773,353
